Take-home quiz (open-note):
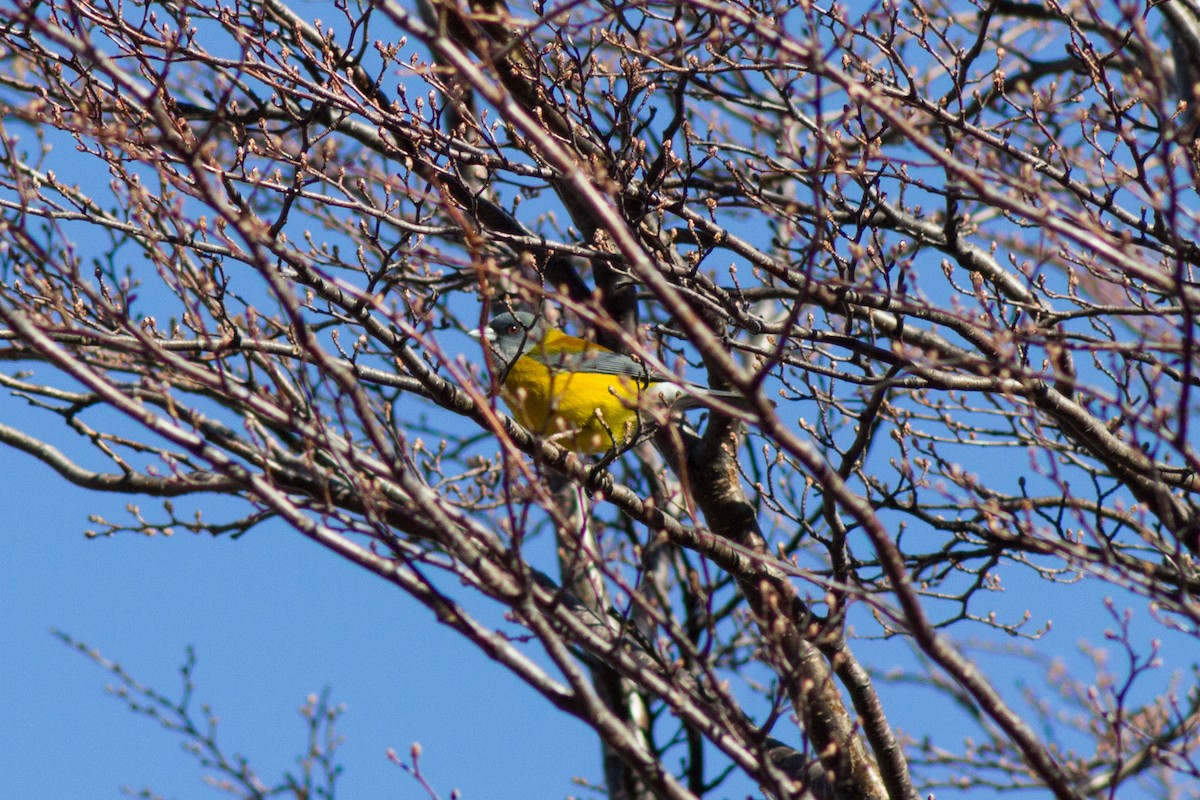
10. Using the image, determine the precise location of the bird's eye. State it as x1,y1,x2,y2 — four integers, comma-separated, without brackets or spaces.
504,323,520,335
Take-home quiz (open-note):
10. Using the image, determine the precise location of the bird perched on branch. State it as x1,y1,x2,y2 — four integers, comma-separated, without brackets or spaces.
472,310,751,453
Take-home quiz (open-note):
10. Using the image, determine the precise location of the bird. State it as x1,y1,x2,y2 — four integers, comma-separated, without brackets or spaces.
471,310,750,453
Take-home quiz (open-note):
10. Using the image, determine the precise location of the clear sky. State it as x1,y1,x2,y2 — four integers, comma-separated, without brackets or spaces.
5,408,1190,800
2,6,1194,798
0,436,600,800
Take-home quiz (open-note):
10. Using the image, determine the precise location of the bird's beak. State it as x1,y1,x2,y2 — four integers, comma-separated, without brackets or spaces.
469,327,495,342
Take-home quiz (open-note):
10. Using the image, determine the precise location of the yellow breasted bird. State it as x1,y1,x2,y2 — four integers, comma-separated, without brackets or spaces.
472,311,748,453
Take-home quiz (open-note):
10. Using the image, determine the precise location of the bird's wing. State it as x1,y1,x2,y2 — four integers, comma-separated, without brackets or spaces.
528,334,669,382
526,334,760,411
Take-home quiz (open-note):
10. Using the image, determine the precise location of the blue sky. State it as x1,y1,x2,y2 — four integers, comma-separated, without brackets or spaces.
3,4,1197,799
7,418,1191,800
0,440,598,800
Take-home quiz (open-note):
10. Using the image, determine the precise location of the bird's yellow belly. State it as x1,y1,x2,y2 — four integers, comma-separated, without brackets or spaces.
501,360,644,453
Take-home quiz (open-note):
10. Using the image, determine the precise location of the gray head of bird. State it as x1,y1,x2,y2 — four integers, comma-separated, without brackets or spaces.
469,310,544,375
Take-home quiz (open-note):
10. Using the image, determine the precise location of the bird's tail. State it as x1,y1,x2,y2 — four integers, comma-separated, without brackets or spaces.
660,384,759,414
